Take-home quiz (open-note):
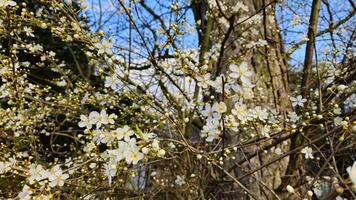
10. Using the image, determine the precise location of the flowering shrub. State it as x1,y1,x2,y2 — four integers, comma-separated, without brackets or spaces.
0,0,355,199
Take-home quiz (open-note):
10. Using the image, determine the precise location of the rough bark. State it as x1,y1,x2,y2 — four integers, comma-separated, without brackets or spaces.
192,0,292,198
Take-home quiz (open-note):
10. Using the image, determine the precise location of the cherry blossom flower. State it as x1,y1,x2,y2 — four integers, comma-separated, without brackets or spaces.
196,73,212,89
141,147,149,154
23,26,35,37
205,129,220,142
78,114,92,129
232,2,248,13
212,102,227,114
334,117,343,126
175,175,186,186
127,138,139,149
83,142,96,153
151,139,160,150
104,75,120,90
301,147,314,159
347,161,356,185
48,165,69,187
201,119,221,142
288,111,300,123
290,95,307,107
115,125,134,142
336,84,347,92
0,0,16,7
17,185,32,200
201,104,214,118
0,161,11,174
65,0,72,6
0,85,9,99
209,77,224,92
333,107,341,115
313,185,322,197
229,62,253,85
94,40,113,55
231,103,250,123
107,141,129,163
107,113,117,124
142,132,157,141
335,196,347,200
104,163,117,185
118,139,144,165
260,125,270,138
101,131,115,145
27,43,43,53
125,149,144,165
274,147,283,155
253,106,268,121
92,129,107,144
157,149,166,157
89,110,111,128
28,164,49,182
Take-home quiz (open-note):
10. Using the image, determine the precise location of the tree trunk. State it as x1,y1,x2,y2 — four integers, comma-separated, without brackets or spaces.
193,0,292,198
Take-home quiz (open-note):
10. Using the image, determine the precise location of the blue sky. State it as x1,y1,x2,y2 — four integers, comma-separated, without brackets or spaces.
83,0,355,68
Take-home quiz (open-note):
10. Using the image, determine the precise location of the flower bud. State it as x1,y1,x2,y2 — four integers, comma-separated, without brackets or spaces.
307,190,313,196
336,84,347,91
286,185,294,193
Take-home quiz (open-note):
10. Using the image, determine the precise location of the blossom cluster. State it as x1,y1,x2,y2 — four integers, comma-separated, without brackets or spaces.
0,0,355,199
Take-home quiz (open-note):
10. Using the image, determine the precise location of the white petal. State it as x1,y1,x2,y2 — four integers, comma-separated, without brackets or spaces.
7,1,17,6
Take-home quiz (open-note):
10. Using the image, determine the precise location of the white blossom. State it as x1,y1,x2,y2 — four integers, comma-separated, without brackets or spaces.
288,111,300,123
313,186,322,197
89,110,113,128
94,40,113,55
23,26,35,37
336,84,347,92
253,106,268,121
232,2,249,13
212,102,227,114
201,104,218,118
196,73,212,89
125,149,143,165
17,185,32,200
290,95,307,107
0,0,16,7
231,103,250,123
48,165,69,187
104,163,117,185
105,75,120,90
301,147,314,159
78,114,93,129
201,119,221,142
114,125,134,142
229,62,253,85
260,125,270,138
335,196,347,200
175,175,186,186
347,161,356,186
0,161,11,174
28,164,49,182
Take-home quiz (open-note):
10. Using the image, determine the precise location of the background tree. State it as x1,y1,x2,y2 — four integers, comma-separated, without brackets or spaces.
0,0,355,199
